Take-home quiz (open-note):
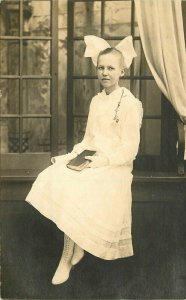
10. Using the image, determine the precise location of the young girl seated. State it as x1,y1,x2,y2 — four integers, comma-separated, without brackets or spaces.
26,35,143,285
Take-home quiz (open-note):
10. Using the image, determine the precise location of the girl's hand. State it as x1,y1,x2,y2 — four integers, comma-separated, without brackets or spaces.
85,154,109,168
51,152,77,164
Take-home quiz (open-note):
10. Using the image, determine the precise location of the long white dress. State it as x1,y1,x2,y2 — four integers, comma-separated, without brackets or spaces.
26,87,143,260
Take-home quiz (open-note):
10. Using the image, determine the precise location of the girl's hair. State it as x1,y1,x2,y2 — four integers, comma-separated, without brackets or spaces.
97,47,125,68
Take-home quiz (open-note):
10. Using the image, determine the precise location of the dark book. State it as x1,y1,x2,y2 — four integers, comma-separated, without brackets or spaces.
66,150,96,171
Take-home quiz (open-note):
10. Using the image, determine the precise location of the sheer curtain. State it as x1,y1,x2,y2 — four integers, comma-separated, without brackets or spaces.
135,0,186,159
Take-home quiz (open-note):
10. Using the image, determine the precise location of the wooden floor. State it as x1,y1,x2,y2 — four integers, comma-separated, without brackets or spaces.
1,185,186,299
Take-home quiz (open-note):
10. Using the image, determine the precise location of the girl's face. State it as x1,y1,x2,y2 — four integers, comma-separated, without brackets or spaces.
97,53,124,94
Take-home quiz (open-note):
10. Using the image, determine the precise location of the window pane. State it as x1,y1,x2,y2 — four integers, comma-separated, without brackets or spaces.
141,80,161,116
0,40,19,75
132,80,161,116
140,119,161,155
23,79,50,114
23,118,50,152
0,118,19,153
0,1,20,36
22,40,50,75
23,1,51,36
104,1,131,37
134,40,152,76
119,79,131,91
73,79,100,115
74,117,87,144
74,2,101,37
74,41,97,76
0,79,19,114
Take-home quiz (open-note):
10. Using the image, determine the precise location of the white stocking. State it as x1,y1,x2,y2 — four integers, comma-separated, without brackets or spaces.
52,234,74,285
71,244,84,266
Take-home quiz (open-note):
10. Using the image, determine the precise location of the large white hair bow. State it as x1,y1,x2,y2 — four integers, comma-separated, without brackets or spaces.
84,35,137,68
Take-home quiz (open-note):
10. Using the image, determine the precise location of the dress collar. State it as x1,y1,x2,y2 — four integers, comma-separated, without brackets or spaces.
100,87,124,100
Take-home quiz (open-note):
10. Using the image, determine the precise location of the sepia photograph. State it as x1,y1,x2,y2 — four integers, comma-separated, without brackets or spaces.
0,0,186,299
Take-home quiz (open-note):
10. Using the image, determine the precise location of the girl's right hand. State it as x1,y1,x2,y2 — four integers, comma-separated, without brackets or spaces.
51,152,77,164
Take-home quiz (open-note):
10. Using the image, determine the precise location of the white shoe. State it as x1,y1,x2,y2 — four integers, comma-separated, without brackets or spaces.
52,235,74,285
52,260,72,285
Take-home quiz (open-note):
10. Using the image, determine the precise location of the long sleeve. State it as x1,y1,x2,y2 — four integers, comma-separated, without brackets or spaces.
108,99,143,166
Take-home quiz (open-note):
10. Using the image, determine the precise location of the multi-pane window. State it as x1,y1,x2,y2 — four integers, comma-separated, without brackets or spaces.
67,0,176,171
0,0,179,174
0,0,58,163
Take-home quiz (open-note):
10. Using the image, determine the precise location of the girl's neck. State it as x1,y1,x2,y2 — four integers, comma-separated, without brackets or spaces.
105,84,120,95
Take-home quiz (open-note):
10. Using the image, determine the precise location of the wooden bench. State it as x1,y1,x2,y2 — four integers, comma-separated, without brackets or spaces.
1,118,185,200
1,168,185,202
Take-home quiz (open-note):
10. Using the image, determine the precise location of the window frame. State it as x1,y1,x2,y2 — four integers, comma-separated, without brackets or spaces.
0,0,58,173
67,0,177,172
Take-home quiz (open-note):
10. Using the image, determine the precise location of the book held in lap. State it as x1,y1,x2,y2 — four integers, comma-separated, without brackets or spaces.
66,150,96,171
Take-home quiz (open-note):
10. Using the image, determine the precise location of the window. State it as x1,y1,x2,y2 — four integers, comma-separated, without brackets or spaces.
67,0,177,172
0,0,180,175
0,0,58,172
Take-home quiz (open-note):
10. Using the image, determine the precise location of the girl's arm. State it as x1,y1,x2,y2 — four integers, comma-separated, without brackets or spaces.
107,100,143,166
86,99,143,168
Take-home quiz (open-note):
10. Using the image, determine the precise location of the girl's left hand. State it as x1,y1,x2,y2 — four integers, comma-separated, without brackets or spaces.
85,154,109,168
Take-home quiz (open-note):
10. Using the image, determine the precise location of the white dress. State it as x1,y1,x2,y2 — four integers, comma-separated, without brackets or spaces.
26,87,143,260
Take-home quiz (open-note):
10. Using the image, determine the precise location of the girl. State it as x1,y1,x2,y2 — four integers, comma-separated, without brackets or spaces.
26,35,143,285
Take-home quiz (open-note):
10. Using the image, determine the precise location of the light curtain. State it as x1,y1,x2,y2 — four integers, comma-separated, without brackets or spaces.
135,0,186,159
